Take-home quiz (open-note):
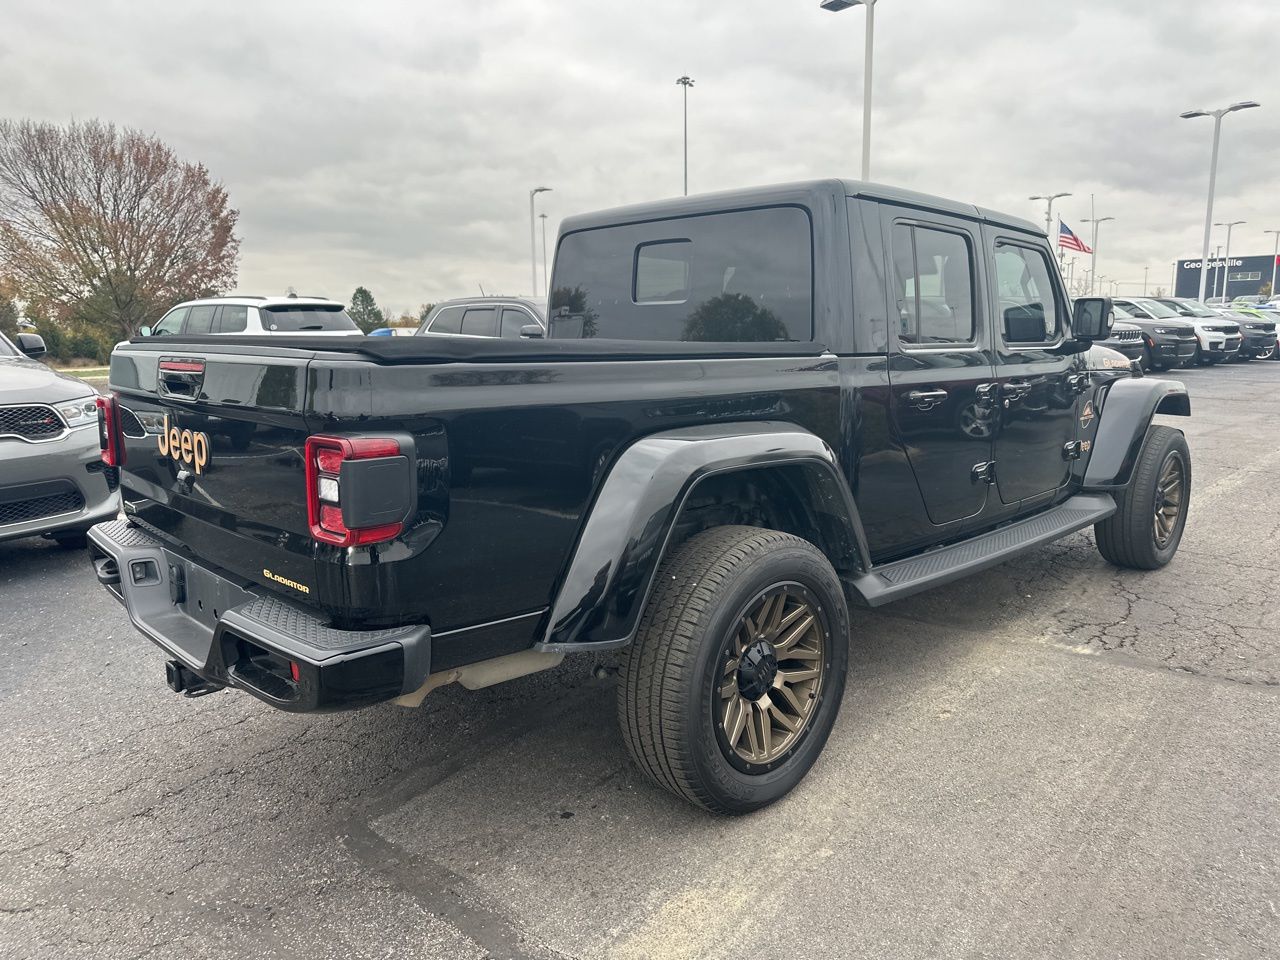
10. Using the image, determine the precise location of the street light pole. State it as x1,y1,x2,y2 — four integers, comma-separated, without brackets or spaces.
1083,216,1114,295
1266,229,1280,299
1215,220,1245,302
676,76,694,195
529,187,551,297
539,213,549,299
820,0,878,180
1211,244,1223,299
1030,192,1071,237
1180,101,1261,302
1144,266,1149,296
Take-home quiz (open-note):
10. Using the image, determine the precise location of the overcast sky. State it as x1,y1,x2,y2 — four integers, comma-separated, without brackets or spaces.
3,0,1277,313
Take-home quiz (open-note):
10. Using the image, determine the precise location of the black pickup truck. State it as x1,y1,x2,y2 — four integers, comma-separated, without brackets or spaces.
89,179,1190,813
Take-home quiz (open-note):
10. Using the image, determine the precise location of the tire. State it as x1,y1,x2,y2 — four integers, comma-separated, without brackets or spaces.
1256,344,1276,361
1095,425,1190,570
51,530,89,549
617,525,849,814
1139,345,1153,373
1269,344,1280,361
1192,343,1205,366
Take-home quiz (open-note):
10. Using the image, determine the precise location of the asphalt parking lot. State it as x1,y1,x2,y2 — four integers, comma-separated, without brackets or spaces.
2,361,1278,960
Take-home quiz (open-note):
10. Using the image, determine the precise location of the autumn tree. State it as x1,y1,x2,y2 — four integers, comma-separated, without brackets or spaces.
0,292,17,338
0,119,239,341
349,286,385,333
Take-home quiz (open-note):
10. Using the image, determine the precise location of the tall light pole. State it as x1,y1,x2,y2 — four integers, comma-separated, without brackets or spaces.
1215,220,1245,302
1143,266,1149,295
1082,216,1114,295
676,76,694,195
1030,192,1071,237
538,213,549,299
529,187,551,297
1211,244,1223,299
1180,100,1260,302
821,0,878,180
1265,229,1280,298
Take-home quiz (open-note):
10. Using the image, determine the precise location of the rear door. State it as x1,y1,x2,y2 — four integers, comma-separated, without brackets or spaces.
986,232,1078,506
883,207,996,527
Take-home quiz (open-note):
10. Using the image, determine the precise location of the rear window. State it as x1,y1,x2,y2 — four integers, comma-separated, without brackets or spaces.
261,304,357,332
548,206,813,342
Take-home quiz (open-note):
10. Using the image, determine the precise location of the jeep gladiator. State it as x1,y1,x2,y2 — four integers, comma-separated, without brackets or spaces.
89,179,1190,813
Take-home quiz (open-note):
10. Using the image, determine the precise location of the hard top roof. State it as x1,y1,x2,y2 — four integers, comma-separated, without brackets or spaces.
558,178,1042,237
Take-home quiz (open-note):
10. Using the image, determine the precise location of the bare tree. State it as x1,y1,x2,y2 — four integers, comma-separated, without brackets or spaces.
0,119,239,339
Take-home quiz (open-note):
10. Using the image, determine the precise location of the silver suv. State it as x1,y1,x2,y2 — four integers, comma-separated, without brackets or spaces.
0,332,119,547
417,297,546,339
143,296,361,337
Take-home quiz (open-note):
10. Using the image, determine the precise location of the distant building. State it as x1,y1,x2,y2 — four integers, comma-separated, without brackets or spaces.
1173,254,1278,299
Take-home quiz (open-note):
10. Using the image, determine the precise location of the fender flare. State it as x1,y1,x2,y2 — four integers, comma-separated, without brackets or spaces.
1083,377,1191,489
535,421,869,652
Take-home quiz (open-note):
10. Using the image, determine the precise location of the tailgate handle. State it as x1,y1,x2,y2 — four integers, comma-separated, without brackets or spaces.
158,358,206,402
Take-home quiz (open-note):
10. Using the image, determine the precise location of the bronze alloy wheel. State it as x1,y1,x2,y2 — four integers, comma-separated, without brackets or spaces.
716,583,826,770
1153,452,1186,548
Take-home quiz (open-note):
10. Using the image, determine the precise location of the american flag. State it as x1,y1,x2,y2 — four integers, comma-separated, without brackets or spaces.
1059,221,1092,254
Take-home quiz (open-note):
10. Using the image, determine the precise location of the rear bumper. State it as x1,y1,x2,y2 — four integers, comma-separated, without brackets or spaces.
88,519,430,712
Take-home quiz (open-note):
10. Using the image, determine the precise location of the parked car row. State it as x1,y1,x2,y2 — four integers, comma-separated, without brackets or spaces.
1108,296,1278,370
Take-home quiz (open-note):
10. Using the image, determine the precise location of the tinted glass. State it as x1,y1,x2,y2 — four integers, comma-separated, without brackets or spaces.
634,241,692,302
1129,298,1180,319
500,307,535,338
0,334,17,358
185,305,217,335
428,306,463,334
549,206,813,341
152,307,188,336
216,305,249,333
993,243,1059,343
460,307,497,337
262,305,358,331
891,224,975,344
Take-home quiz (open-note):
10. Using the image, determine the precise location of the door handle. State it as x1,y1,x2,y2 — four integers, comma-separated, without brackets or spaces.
905,389,948,410
1001,380,1033,401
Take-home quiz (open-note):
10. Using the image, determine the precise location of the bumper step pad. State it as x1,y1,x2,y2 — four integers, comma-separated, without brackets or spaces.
88,519,430,711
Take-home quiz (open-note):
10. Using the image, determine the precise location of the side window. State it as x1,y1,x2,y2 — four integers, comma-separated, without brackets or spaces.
185,305,217,335
429,306,464,334
994,243,1060,344
891,224,976,345
151,307,188,336
460,307,497,337
215,305,248,333
500,308,536,338
548,205,813,342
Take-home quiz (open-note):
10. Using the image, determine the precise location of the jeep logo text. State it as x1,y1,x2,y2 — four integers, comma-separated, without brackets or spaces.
157,413,210,474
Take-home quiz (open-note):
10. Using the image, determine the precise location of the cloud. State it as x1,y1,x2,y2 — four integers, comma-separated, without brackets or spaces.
1,0,1276,310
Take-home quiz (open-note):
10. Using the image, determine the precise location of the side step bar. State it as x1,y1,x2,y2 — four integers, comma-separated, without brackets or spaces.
846,493,1116,608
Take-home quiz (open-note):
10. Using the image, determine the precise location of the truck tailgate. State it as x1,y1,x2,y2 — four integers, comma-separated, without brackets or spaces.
109,343,317,605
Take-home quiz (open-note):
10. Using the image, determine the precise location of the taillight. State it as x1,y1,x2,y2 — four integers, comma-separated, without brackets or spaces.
95,395,125,467
305,435,407,547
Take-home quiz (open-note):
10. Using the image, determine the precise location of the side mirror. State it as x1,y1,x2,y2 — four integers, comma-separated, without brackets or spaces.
15,333,46,358
1072,297,1114,341
138,325,152,337
520,324,545,339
